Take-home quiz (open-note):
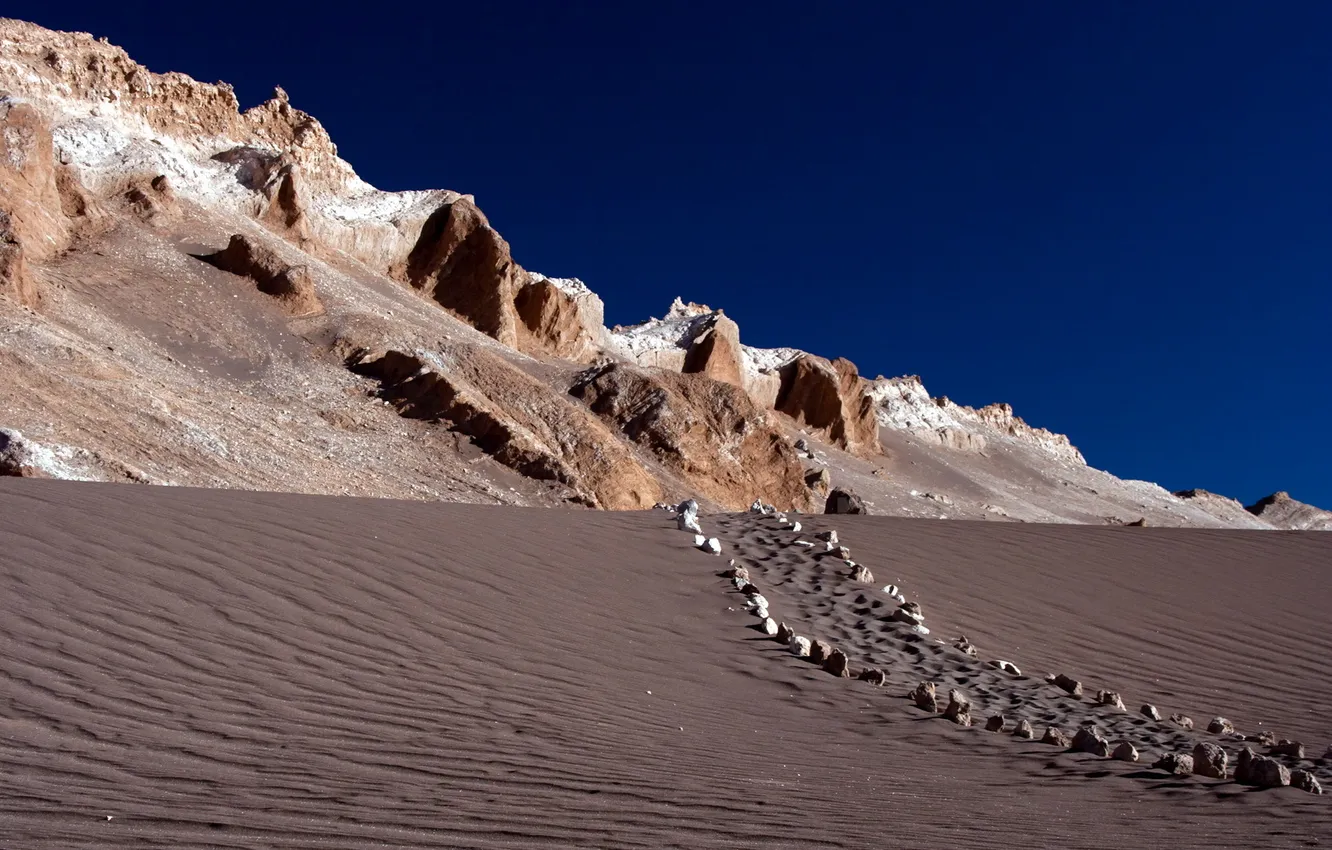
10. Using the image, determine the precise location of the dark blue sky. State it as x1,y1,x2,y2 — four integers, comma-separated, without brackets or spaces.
13,2,1332,508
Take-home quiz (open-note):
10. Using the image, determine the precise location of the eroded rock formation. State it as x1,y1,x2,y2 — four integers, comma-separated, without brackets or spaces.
570,361,814,511
348,347,662,510
775,355,879,456
1245,491,1332,531
514,274,606,362
393,197,523,347
200,234,324,317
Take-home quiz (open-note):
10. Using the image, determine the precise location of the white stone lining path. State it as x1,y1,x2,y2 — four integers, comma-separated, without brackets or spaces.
661,499,1327,796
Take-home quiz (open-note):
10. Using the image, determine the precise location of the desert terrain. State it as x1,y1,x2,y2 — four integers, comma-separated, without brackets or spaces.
1,16,1329,849
0,479,1328,848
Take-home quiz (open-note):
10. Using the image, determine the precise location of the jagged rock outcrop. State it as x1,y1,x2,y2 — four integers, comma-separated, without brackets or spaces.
200,234,324,317
349,347,661,510
392,196,523,347
570,361,813,511
775,355,879,456
1269,740,1305,759
681,313,744,387
258,161,313,245
607,299,790,408
1245,491,1332,531
1,96,72,260
0,94,74,307
0,90,111,310
869,374,1085,464
514,274,605,362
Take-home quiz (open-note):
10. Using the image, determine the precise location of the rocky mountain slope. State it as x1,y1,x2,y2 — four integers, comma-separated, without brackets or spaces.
0,17,1320,527
1244,492,1332,531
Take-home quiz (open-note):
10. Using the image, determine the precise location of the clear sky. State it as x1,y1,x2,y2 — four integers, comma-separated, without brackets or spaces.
11,1,1331,508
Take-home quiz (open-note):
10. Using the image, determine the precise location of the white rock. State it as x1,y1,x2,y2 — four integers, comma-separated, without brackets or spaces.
732,577,748,590
794,540,814,548
789,636,812,657
750,499,765,514
745,594,769,610
753,605,769,619
679,513,703,533
761,617,779,636
989,659,1021,675
818,529,839,544
701,537,721,555
693,534,706,547
790,521,802,533
912,624,931,636
892,606,924,626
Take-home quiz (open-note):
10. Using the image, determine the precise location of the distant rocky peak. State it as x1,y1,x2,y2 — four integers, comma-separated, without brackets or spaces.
1245,491,1332,531
869,374,1086,464
665,297,717,320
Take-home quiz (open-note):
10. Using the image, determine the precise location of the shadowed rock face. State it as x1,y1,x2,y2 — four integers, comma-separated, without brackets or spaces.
570,361,815,511
682,314,744,388
395,197,523,348
514,276,604,362
350,348,661,510
775,355,879,456
259,163,313,245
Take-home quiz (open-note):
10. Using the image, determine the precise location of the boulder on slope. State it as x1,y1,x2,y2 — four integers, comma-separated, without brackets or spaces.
200,234,325,317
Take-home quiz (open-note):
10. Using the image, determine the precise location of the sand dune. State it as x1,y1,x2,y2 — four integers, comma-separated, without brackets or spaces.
0,480,1327,848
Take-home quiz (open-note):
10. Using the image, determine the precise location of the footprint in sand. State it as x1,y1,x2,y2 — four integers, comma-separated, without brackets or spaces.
703,509,1328,796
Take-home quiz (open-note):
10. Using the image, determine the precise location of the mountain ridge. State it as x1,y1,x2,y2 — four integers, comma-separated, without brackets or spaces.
0,17,1321,528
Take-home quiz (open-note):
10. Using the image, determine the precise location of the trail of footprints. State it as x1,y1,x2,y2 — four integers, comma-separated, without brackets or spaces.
660,500,1329,796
